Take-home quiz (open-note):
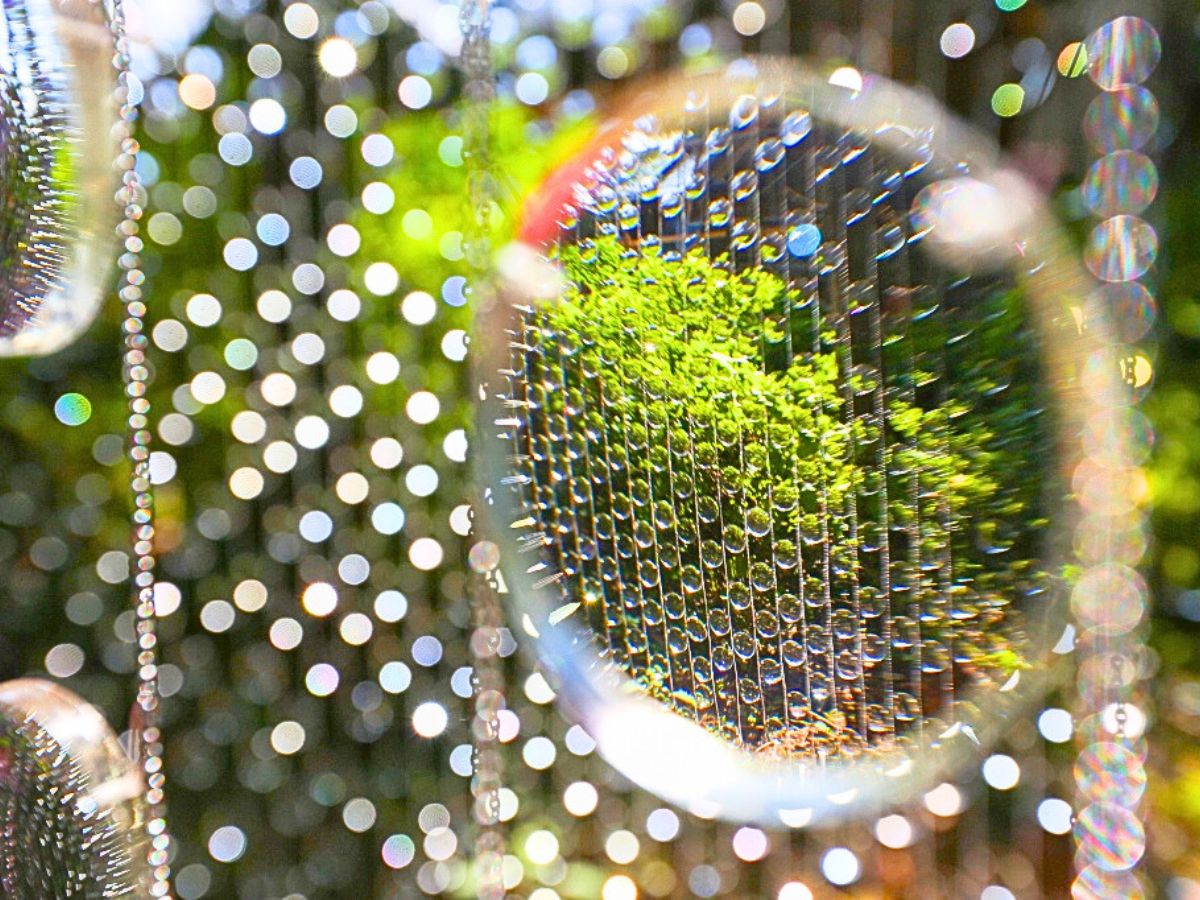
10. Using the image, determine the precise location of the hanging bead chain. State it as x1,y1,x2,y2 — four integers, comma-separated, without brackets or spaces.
105,0,173,896
1071,17,1157,896
459,2,506,898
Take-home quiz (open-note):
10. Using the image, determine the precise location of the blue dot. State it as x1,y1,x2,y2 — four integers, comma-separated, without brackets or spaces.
442,275,467,307
787,224,822,258
256,213,290,246
406,41,442,76
1177,590,1200,622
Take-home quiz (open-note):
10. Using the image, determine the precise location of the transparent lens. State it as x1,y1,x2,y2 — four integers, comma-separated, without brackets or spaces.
0,678,147,895
0,0,119,356
475,60,1119,823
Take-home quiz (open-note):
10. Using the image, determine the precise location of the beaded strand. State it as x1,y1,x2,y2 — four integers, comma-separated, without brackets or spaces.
104,0,173,895
459,2,507,897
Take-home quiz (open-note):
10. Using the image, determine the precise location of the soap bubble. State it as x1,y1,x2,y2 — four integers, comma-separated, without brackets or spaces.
0,0,122,356
475,59,1120,823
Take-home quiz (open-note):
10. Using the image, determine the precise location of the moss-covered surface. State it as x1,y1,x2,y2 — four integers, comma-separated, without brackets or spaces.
521,235,1048,751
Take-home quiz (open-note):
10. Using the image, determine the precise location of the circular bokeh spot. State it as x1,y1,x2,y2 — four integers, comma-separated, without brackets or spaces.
54,393,92,426
1086,17,1161,92
991,83,1024,117
1083,87,1159,154
1087,282,1156,343
1071,564,1146,635
1073,802,1146,872
1071,867,1144,900
1074,741,1147,807
939,23,975,59
1081,151,1158,217
1084,215,1157,283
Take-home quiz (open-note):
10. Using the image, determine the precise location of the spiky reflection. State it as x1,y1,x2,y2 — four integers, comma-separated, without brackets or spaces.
0,706,134,898
0,0,68,336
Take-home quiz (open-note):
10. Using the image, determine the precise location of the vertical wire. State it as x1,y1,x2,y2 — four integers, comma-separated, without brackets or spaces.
803,142,840,739
635,377,691,712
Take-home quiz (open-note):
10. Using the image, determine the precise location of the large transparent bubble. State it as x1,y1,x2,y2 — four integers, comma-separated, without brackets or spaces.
0,0,120,356
474,59,1120,824
0,678,148,896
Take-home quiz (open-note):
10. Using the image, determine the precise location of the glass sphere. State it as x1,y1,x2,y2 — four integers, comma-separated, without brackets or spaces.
0,0,121,356
0,678,148,895
475,59,1122,823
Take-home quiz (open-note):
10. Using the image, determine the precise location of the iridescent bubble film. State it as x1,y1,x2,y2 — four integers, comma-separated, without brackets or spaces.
1074,801,1146,872
1085,215,1158,283
1074,741,1147,807
1090,282,1157,343
1071,866,1145,900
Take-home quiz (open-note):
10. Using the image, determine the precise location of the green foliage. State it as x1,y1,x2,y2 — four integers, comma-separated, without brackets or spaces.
553,237,852,517
547,236,1006,554
355,101,595,325
524,235,1043,741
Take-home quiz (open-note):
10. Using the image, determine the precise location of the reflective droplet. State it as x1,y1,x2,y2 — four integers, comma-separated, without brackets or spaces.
0,679,148,893
0,2,120,355
480,59,1111,823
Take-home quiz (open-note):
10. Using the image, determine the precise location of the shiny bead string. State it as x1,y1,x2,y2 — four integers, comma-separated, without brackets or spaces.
105,0,173,895
460,1,507,897
1070,15,1160,897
